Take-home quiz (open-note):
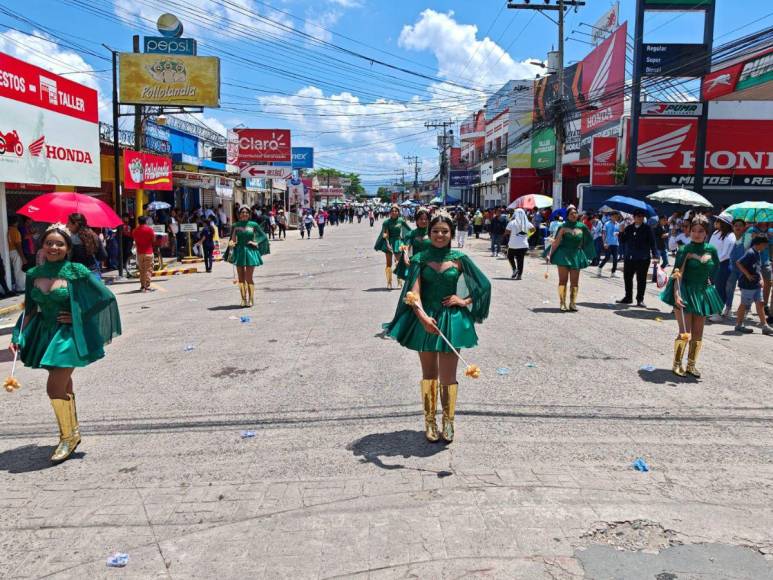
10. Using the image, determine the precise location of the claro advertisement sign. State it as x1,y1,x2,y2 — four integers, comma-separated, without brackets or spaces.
119,53,220,107
0,51,100,186
227,128,292,165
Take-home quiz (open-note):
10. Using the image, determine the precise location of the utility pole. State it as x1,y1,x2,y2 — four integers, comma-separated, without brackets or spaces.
507,1,585,210
425,120,454,204
132,35,145,219
404,155,422,199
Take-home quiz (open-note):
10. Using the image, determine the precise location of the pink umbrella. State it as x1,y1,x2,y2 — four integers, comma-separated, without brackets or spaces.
17,192,122,228
508,194,553,211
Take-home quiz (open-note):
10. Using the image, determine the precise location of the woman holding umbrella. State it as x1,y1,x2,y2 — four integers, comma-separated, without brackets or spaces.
374,204,411,289
9,223,121,463
383,213,491,443
546,206,596,312
228,206,270,308
660,215,724,377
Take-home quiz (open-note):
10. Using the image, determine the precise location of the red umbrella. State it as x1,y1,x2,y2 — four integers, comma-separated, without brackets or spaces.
17,192,122,228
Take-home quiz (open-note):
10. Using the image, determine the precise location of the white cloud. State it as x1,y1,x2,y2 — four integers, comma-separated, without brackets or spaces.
303,10,341,43
115,0,293,40
398,9,543,90
0,29,110,119
328,0,363,8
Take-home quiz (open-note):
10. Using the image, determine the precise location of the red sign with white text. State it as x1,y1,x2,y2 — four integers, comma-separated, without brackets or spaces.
591,135,618,185
123,150,172,190
632,118,773,188
0,51,100,186
702,63,744,101
230,128,291,164
580,23,627,136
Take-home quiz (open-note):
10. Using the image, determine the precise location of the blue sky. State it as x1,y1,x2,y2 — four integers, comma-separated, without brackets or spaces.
0,0,770,190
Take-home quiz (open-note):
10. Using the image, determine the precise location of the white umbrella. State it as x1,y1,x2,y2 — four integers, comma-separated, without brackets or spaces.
647,188,712,208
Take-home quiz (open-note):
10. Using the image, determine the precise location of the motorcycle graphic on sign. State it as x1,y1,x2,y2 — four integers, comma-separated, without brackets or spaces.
0,130,24,156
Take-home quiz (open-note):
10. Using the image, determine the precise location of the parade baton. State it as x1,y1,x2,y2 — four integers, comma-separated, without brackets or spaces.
4,308,25,392
404,291,481,379
674,272,690,340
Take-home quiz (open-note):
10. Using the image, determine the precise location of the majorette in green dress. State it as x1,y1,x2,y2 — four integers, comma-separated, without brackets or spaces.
395,226,431,280
374,217,412,255
229,220,269,267
660,242,724,317
12,260,121,369
384,246,491,352
548,221,597,269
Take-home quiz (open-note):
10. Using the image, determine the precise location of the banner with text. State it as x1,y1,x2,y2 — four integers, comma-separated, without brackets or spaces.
124,150,173,190
119,53,220,107
591,135,618,185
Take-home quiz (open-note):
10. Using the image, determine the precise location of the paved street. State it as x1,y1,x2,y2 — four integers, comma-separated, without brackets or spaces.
0,221,772,579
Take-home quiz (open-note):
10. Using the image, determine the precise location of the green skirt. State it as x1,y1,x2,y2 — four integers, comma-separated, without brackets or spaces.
394,252,410,280
550,246,590,270
230,245,264,267
660,278,724,317
20,318,103,369
386,304,478,352
374,236,403,255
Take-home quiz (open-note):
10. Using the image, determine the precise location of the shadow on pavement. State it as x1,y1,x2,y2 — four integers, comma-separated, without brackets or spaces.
530,307,567,314
575,301,623,310
614,309,667,321
0,444,85,473
638,368,698,385
348,430,450,476
362,287,393,293
208,305,248,311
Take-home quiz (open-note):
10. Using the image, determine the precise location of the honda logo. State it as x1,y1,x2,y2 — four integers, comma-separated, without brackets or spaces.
594,148,615,164
637,124,691,168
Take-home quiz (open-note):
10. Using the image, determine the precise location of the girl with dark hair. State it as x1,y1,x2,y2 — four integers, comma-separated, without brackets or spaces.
384,214,491,443
67,213,105,279
228,206,270,307
660,216,724,377
546,206,596,312
395,207,431,283
374,204,411,289
9,223,121,463
708,213,736,320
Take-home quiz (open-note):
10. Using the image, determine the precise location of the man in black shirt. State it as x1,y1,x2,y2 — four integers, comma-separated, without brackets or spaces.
653,215,670,267
489,208,508,257
617,210,659,307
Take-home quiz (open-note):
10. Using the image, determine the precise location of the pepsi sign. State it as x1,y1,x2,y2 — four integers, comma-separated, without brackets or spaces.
144,37,197,56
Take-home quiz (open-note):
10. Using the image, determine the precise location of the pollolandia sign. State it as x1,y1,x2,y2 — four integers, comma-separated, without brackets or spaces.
631,118,773,187
119,53,220,107
227,128,292,164
123,150,172,190
0,51,100,186
641,102,703,116
591,135,618,186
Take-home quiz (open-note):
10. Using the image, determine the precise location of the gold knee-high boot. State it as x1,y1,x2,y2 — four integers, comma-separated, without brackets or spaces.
397,277,403,288
69,393,80,442
569,286,579,312
239,282,247,307
50,396,80,463
385,266,393,289
421,379,439,442
247,283,255,307
439,383,458,443
558,285,568,312
672,336,688,377
686,339,703,378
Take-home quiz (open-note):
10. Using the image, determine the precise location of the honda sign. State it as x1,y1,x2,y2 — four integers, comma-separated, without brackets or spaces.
591,136,618,186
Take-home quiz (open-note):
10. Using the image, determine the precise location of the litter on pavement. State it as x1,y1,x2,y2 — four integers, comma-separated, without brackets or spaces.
240,316,251,323
183,345,195,352
524,362,537,368
106,553,129,568
639,365,657,372
496,367,511,375
241,431,256,439
632,458,650,472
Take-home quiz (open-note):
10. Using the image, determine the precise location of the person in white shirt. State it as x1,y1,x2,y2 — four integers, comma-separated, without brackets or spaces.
504,208,534,279
217,204,228,236
708,213,736,321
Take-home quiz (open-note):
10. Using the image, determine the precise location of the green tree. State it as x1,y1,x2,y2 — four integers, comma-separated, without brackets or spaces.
376,187,391,203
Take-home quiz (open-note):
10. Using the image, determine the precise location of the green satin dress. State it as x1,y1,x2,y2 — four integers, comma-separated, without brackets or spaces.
374,217,411,254
12,260,122,369
395,226,431,280
229,220,269,267
660,242,724,316
384,247,491,352
548,221,596,269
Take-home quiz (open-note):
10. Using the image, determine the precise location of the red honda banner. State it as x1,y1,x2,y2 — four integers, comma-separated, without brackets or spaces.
580,22,627,136
591,135,618,185
632,118,773,188
124,150,172,190
229,128,291,164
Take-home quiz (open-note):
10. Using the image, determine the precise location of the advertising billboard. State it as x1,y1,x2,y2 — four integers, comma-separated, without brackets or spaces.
449,170,479,187
119,53,220,107
229,128,291,165
531,128,556,169
641,102,703,116
633,118,773,187
143,37,197,56
124,150,172,190
591,3,619,46
291,147,313,169
641,43,709,78
580,23,627,137
702,47,773,101
239,165,293,179
590,136,618,185
0,51,100,186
